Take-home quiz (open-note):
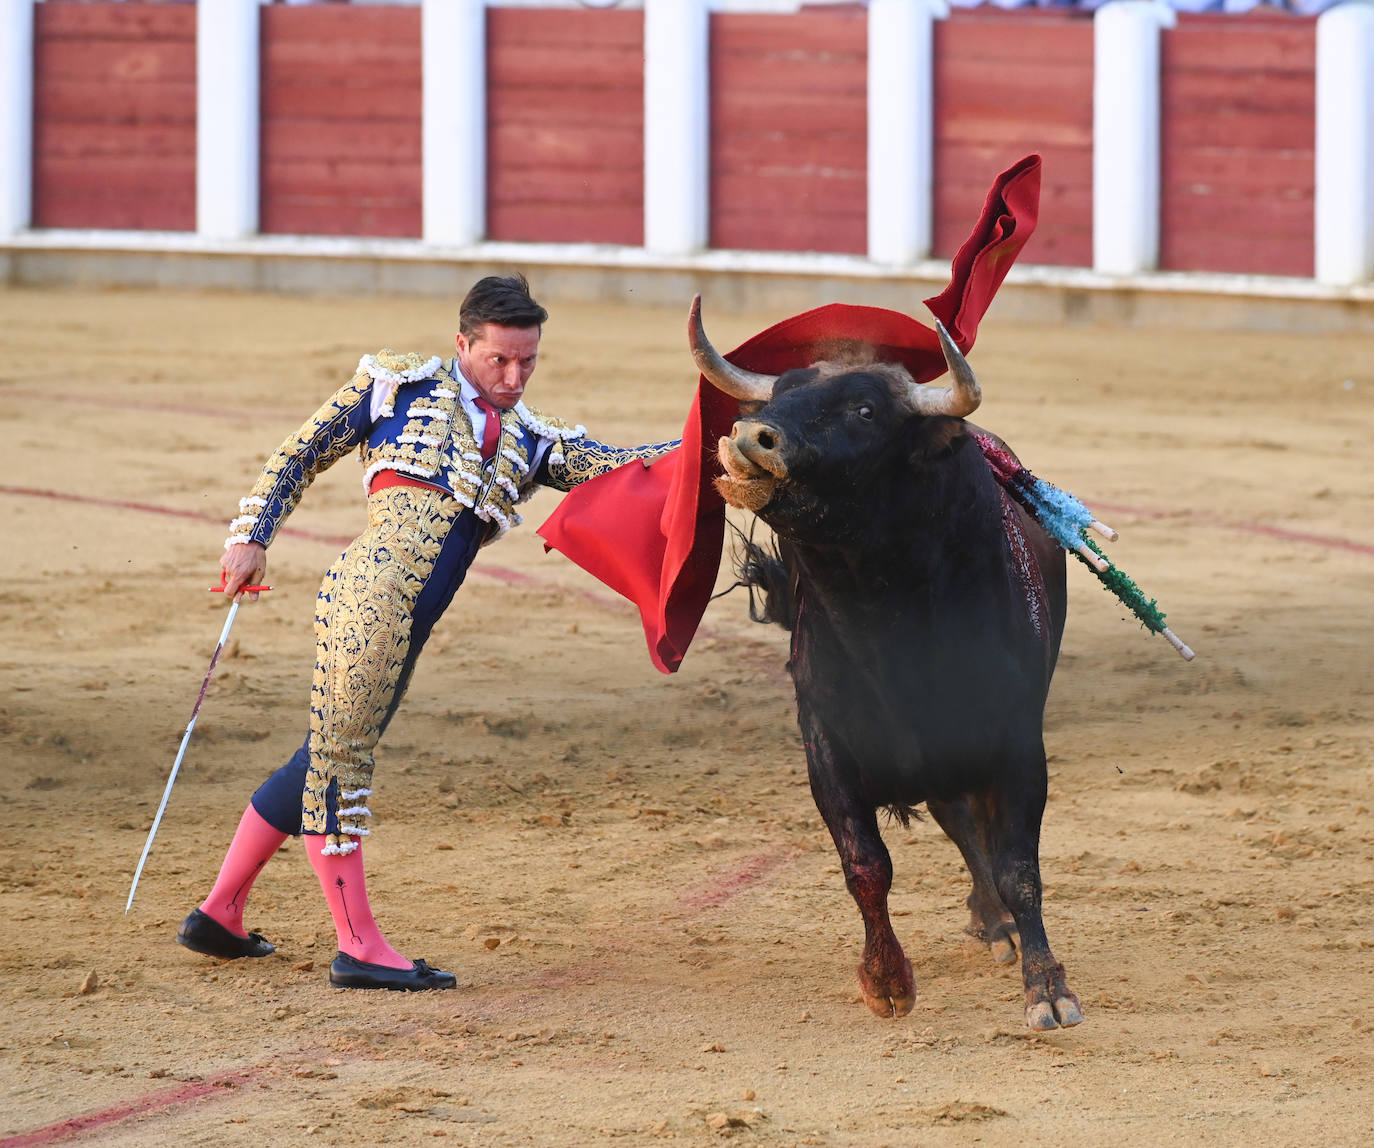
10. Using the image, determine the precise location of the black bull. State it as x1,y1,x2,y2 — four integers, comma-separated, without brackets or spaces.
692,300,1083,1030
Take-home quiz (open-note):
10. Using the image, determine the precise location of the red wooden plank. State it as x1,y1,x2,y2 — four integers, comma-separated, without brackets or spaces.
1160,226,1313,277
260,5,422,45
1164,15,1316,72
485,9,645,251
931,10,1092,267
487,7,647,49
936,11,1094,66
487,88,645,131
708,7,866,256
488,45,644,89
1160,148,1313,190
259,84,421,121
34,192,195,232
713,95,868,138
34,121,196,160
489,126,642,173
260,38,423,74
260,119,420,165
486,203,643,247
709,9,868,56
259,201,422,240
710,208,866,256
35,2,195,43
260,160,423,200
35,39,196,84
35,79,198,125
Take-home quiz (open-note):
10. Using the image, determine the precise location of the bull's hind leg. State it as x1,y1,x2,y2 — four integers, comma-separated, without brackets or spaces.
801,708,914,1018
971,765,1083,1031
926,797,1019,966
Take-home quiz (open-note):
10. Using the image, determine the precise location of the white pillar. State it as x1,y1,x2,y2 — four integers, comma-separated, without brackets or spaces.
1092,1,1175,276
423,0,485,247
0,0,35,236
1315,4,1374,287
644,0,709,256
867,0,945,266
197,0,260,239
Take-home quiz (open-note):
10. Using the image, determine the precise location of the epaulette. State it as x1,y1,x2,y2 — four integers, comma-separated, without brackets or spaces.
357,349,443,419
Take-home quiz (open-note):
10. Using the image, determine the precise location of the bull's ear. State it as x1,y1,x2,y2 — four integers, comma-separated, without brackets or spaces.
907,416,968,465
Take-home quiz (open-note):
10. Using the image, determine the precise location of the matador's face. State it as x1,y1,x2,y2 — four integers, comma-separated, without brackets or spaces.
456,323,541,410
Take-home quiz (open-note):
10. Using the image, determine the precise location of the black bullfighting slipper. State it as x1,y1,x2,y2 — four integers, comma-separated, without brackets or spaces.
328,951,457,991
175,908,276,959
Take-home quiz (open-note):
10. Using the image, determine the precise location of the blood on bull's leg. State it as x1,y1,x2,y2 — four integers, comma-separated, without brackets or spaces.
801,706,915,1019
926,796,1019,966
975,773,1083,1030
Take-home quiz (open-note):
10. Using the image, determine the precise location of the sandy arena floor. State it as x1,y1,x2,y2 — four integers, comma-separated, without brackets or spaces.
1,284,1371,1147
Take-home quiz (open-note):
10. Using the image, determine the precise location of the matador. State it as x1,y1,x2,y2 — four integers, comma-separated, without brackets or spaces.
177,275,674,990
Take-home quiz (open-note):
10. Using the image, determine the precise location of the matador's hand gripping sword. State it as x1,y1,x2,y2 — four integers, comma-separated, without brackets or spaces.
125,585,270,913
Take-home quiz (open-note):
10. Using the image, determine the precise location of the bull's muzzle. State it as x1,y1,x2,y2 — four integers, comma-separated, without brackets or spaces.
725,420,789,479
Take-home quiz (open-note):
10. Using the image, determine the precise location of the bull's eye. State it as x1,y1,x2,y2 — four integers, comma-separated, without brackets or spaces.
856,404,874,421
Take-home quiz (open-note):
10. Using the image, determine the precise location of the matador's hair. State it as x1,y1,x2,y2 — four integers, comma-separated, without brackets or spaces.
458,273,548,339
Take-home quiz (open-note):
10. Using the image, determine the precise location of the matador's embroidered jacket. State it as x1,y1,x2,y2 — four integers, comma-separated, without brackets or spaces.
226,350,677,549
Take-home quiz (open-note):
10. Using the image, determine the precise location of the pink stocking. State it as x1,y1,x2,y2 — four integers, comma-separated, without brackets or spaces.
198,804,288,937
304,834,410,969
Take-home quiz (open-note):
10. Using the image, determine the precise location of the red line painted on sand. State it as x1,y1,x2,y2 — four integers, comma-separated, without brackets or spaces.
0,1071,257,1148
1,388,272,423
1090,499,1374,558
683,847,800,910
0,484,594,596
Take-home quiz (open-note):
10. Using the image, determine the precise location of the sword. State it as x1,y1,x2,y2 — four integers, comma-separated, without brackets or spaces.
125,586,270,913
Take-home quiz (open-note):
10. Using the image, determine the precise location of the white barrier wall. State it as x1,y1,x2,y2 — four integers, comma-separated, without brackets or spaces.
3,0,1373,295
197,0,260,240
422,0,486,247
867,0,944,266
1092,1,1175,275
1315,4,1374,287
0,0,34,237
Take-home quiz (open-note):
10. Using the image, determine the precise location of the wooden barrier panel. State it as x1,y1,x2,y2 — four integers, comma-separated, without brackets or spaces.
709,8,867,255
259,6,422,239
1160,13,1315,277
933,9,1093,268
486,9,644,246
32,2,196,232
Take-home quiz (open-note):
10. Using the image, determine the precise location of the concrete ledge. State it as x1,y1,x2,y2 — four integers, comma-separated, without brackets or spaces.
4,230,1373,334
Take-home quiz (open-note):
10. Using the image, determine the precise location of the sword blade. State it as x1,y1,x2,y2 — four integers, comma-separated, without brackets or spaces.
125,599,241,913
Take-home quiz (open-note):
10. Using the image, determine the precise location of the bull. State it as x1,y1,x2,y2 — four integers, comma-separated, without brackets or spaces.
690,297,1083,1030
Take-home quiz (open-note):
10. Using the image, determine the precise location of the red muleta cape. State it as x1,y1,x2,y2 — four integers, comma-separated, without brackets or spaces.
537,154,1042,673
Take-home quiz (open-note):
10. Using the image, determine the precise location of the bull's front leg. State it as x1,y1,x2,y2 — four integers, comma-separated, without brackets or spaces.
974,761,1083,1031
800,704,914,1018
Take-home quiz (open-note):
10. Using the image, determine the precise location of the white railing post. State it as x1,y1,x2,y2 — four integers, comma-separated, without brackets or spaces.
1092,1,1174,275
0,0,35,236
1315,4,1374,287
644,0,709,256
867,0,945,266
423,0,485,247
197,0,260,239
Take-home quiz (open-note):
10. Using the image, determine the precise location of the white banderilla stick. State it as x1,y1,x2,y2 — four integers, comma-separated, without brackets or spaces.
125,587,268,913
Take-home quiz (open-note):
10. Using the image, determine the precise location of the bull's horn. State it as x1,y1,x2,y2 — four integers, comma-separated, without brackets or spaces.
688,295,777,404
905,320,983,418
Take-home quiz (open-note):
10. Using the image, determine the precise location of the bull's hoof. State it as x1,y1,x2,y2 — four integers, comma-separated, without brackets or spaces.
858,959,916,1019
965,913,1019,967
1025,993,1084,1030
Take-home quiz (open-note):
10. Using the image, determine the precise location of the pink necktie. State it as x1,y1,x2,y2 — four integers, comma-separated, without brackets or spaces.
473,396,502,462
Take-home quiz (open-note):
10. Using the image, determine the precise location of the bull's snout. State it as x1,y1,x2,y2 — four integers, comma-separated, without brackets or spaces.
728,419,789,479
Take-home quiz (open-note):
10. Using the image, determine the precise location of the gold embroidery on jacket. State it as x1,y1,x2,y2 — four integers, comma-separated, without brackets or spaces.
540,437,677,492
